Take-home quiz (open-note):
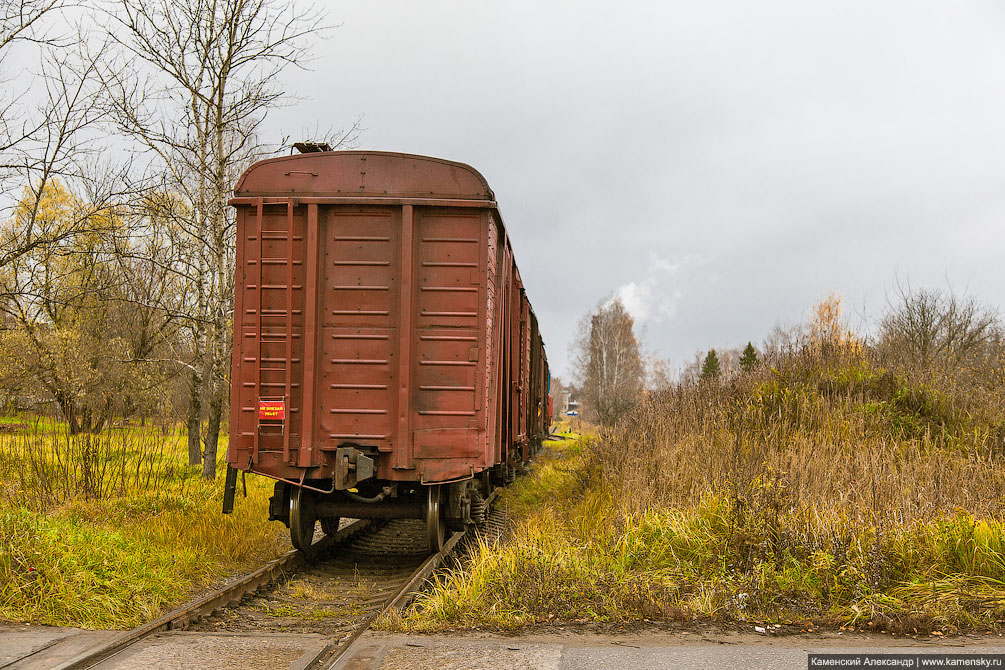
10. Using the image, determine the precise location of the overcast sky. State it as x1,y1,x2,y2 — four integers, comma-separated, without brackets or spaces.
268,1,1005,378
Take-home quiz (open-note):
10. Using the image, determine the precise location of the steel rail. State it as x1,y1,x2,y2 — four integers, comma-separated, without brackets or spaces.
47,488,503,670
48,519,373,670
304,530,466,670
308,487,502,670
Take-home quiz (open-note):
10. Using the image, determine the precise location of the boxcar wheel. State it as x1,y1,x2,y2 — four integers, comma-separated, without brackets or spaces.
289,487,317,552
425,485,445,553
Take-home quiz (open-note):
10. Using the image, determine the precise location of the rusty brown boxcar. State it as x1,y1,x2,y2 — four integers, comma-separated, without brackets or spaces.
223,150,550,552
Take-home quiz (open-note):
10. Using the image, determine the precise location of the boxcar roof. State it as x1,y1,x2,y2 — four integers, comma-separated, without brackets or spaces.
233,150,495,201
232,150,543,346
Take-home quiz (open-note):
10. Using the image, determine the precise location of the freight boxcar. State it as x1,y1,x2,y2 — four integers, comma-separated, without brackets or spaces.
223,150,550,552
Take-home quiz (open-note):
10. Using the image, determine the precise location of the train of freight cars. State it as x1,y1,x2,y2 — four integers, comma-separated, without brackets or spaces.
222,149,551,552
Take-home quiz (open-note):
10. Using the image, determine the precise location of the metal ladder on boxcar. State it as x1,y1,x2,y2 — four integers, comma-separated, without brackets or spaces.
252,199,300,467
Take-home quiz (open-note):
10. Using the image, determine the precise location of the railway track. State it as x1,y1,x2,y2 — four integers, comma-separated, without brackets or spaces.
7,494,504,670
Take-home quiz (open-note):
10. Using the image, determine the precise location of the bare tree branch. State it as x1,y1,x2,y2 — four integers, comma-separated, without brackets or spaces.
101,0,330,476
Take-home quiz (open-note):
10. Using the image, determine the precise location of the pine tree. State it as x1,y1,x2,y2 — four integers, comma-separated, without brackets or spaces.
700,349,721,380
739,342,759,371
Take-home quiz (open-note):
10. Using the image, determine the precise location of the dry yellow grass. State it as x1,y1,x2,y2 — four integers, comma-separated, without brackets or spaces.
398,349,1005,633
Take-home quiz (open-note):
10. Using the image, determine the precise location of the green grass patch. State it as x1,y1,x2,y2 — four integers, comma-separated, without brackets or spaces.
0,424,286,628
257,601,364,620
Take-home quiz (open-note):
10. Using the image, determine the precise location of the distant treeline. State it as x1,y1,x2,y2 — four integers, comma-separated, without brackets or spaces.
568,286,1002,427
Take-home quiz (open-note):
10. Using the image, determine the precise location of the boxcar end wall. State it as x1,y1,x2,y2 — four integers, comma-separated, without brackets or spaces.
224,151,549,551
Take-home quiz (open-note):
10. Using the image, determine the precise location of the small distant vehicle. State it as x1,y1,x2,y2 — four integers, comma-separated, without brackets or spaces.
223,150,550,553
566,410,578,417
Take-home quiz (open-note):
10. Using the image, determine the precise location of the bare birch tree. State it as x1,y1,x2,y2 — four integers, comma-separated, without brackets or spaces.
101,0,330,478
573,298,645,426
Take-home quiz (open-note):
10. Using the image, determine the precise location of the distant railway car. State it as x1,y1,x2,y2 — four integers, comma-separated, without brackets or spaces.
223,150,550,552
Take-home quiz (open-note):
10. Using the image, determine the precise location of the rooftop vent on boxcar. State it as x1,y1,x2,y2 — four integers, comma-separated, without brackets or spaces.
292,141,332,154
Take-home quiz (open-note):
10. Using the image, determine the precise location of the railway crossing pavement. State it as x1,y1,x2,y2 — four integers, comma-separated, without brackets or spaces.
6,624,1005,669
334,631,1005,670
0,627,330,670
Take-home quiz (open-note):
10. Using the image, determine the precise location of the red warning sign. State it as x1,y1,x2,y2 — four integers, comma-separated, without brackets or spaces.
258,400,286,421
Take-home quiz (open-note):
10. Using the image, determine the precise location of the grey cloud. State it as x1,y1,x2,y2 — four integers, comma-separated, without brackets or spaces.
270,0,1005,376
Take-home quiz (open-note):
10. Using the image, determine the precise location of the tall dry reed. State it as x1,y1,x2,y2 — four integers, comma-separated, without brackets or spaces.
597,351,1005,542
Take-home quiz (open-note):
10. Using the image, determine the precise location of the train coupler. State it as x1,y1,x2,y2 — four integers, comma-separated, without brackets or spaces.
334,446,375,490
